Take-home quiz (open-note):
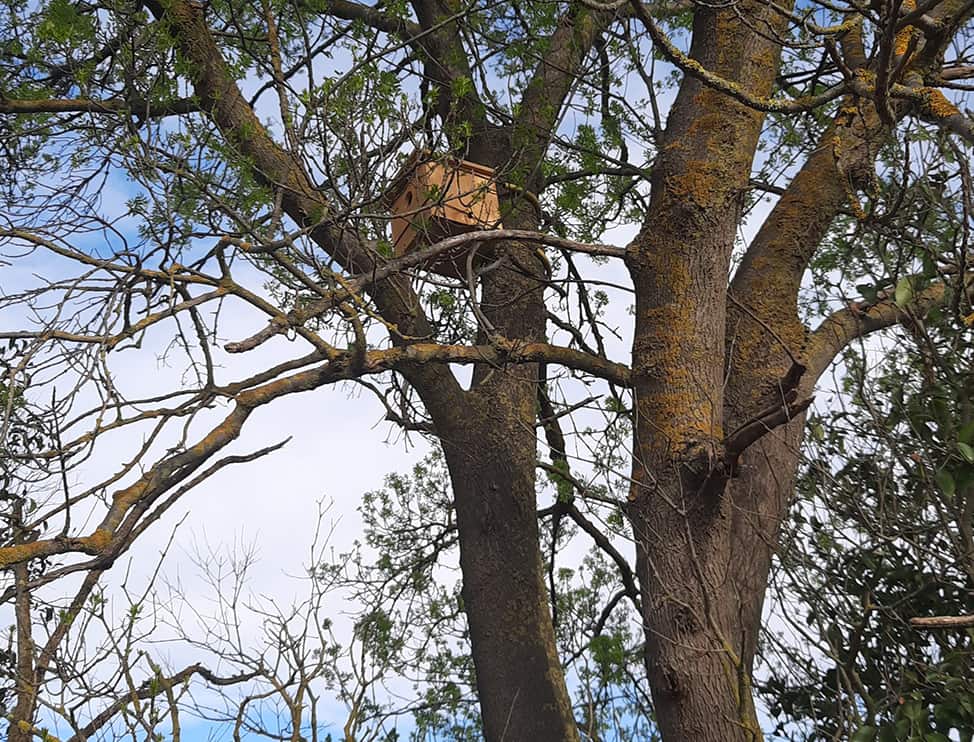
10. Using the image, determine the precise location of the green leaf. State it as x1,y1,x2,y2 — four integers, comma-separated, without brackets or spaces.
810,420,826,442
37,0,96,44
957,442,974,464
851,726,877,742
894,277,914,307
901,699,925,723
935,469,956,498
857,284,878,304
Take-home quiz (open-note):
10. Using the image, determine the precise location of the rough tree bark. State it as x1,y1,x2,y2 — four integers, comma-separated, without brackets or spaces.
384,3,608,736
624,0,973,737
624,1,794,737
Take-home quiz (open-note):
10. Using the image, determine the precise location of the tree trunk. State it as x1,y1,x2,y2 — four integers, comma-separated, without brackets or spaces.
439,406,579,742
625,2,794,737
725,420,806,671
427,197,579,739
627,422,806,741
630,483,764,740
9,504,35,742
434,256,579,739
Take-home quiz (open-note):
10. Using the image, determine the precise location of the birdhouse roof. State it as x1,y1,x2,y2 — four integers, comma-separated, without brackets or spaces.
380,149,495,209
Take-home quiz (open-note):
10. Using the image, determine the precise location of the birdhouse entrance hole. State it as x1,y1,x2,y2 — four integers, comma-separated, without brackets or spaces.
386,152,501,277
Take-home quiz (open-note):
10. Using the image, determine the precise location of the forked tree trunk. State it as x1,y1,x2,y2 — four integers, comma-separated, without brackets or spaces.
625,2,796,737
726,420,806,672
630,482,765,740
627,421,805,742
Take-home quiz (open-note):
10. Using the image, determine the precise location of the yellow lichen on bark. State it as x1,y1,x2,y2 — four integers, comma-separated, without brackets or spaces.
643,386,720,447
109,480,148,514
0,528,112,568
894,0,917,57
728,294,807,406
636,286,723,450
919,88,960,118
84,528,112,552
666,164,725,209
0,541,45,568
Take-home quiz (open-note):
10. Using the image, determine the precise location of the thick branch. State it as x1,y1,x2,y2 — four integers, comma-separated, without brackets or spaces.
628,0,849,114
0,361,335,568
724,389,814,461
851,77,974,144
319,0,423,39
515,5,613,184
407,0,491,154
370,339,631,386
0,338,628,568
806,278,964,382
0,97,199,117
910,614,974,628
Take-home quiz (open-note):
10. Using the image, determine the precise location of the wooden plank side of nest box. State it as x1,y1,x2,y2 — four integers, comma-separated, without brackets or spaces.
389,158,500,263
440,161,499,229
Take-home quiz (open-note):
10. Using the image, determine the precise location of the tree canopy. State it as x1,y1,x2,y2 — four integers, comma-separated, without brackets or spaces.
1,0,973,739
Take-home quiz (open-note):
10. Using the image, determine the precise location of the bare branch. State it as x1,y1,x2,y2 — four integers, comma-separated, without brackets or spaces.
226,229,626,354
910,614,974,628
0,97,199,118
66,664,261,742
806,277,969,382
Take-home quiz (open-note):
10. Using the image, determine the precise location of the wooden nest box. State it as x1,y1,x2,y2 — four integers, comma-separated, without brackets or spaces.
385,152,500,276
